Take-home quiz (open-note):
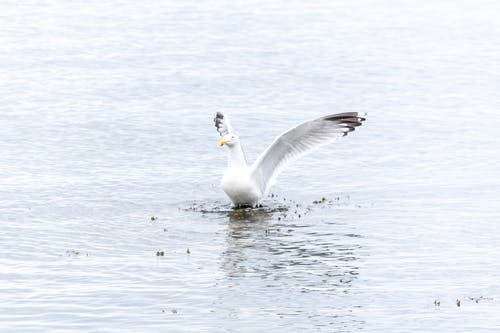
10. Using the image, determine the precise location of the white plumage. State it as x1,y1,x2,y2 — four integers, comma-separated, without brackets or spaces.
214,112,365,207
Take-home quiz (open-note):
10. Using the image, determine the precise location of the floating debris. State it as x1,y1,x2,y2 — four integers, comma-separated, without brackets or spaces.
467,296,493,303
66,250,80,256
312,197,328,204
182,194,355,223
65,250,89,257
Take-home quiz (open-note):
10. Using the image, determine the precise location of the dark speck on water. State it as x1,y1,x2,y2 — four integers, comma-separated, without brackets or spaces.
467,296,493,303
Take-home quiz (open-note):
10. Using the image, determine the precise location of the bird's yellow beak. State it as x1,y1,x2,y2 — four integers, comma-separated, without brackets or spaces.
219,140,228,146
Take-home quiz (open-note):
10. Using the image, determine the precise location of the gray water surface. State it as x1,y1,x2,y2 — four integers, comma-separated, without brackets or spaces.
1,0,500,332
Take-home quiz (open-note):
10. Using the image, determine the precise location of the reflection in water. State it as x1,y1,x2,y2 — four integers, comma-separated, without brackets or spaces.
222,208,361,288
216,204,365,330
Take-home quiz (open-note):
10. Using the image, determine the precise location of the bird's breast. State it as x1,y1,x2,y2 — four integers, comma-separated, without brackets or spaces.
221,171,261,206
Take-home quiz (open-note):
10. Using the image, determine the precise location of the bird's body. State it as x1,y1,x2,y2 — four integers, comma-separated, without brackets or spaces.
221,169,261,206
215,112,365,207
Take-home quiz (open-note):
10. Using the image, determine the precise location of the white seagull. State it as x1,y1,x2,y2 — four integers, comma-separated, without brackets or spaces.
215,112,365,207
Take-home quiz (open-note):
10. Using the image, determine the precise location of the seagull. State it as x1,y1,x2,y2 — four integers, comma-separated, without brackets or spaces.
214,112,365,207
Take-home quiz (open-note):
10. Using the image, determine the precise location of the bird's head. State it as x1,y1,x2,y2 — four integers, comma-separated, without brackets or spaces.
219,133,239,147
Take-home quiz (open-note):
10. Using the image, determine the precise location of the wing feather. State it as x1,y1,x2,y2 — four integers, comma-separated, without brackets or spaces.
250,112,365,194
214,112,233,136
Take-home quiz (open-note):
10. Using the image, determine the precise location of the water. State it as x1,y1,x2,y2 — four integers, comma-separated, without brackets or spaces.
1,0,500,332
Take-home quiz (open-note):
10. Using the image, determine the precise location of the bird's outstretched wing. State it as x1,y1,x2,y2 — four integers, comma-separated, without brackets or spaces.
214,112,233,136
250,112,365,194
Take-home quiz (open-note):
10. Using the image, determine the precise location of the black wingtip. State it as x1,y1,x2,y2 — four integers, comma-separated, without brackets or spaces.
323,112,365,135
324,112,365,122
214,112,222,124
214,112,226,136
